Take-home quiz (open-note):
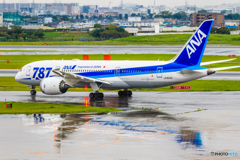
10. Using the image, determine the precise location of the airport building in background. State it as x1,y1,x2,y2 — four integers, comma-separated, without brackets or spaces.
190,12,224,27
0,12,3,26
3,12,25,25
0,3,80,15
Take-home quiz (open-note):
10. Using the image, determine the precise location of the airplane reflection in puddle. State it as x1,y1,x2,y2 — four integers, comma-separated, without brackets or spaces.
33,114,45,124
176,129,203,149
85,96,130,108
28,112,203,151
90,119,203,150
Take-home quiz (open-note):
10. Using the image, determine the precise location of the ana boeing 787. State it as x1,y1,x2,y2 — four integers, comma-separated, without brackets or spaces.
15,20,239,99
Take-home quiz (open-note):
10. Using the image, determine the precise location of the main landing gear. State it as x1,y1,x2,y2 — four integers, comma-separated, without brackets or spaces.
30,85,37,95
89,92,104,100
118,90,132,97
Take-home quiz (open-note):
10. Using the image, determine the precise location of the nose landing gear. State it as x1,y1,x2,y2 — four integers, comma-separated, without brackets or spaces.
30,90,37,95
29,86,36,95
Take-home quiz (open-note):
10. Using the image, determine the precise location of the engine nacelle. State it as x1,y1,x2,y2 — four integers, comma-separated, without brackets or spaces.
40,77,69,95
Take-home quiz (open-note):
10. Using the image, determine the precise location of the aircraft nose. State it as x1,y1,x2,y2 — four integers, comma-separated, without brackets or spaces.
15,72,21,83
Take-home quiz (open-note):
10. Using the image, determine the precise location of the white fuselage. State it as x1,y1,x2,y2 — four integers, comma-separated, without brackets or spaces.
15,60,209,90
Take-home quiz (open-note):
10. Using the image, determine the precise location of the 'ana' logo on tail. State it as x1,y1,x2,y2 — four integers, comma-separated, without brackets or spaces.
186,30,207,59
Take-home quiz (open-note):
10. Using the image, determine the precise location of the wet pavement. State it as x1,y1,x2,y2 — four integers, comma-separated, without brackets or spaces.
0,46,240,55
0,91,240,159
0,69,18,77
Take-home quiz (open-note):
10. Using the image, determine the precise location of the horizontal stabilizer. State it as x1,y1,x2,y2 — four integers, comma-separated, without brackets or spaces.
200,58,236,66
180,69,201,74
209,66,240,71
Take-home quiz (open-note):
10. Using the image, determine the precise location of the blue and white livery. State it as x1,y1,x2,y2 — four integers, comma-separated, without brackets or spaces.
15,20,239,99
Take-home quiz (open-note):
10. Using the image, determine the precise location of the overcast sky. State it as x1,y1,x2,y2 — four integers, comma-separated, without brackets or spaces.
4,0,240,7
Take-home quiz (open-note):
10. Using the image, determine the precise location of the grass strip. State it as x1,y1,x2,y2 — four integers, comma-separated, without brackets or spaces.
0,34,240,46
43,32,62,39
0,102,121,114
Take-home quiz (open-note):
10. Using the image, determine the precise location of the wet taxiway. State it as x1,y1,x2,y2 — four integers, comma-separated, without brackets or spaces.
0,91,240,159
1,46,240,55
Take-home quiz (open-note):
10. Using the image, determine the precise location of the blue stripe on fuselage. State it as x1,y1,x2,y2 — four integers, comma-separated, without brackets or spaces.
21,78,31,80
74,62,206,79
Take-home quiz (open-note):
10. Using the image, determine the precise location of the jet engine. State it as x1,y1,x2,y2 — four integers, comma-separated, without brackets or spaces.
40,77,69,95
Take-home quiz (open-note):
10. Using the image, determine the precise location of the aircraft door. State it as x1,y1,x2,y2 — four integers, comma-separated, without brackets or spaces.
156,67,163,78
26,66,31,76
115,67,120,77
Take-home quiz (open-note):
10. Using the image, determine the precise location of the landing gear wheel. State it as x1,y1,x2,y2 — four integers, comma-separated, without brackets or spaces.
89,93,95,99
118,90,132,97
30,90,36,95
118,91,123,97
95,93,100,99
127,91,132,96
100,93,104,99
123,91,128,96
89,92,104,100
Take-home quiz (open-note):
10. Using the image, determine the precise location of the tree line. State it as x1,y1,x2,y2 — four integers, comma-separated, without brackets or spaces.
0,26,44,40
90,24,130,39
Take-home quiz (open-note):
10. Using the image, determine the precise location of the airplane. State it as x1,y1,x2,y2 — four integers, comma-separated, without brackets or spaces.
15,19,239,99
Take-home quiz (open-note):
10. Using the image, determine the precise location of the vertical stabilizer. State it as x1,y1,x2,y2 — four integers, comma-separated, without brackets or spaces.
172,20,213,66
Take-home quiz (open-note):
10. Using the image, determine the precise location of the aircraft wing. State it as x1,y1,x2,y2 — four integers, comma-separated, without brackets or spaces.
200,58,236,66
52,68,112,86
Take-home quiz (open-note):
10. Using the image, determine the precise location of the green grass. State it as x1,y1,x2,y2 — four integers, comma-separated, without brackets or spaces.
56,32,94,39
2,77,240,92
0,34,240,46
0,54,240,71
0,102,121,114
111,34,240,45
43,32,62,39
